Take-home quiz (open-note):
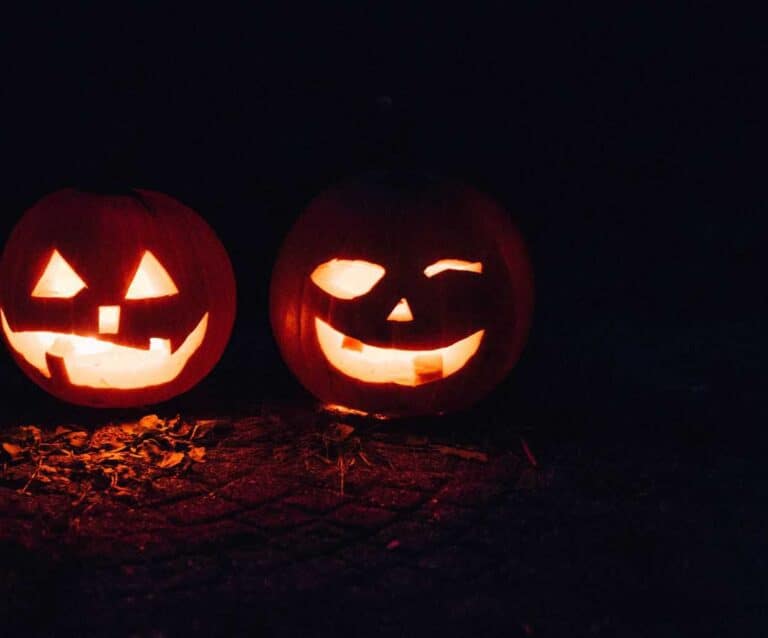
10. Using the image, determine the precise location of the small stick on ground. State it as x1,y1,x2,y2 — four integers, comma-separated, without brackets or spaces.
520,437,538,468
338,456,346,496
19,456,43,494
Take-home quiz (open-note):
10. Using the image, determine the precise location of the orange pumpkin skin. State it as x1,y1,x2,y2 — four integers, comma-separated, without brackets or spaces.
0,188,236,407
270,173,534,417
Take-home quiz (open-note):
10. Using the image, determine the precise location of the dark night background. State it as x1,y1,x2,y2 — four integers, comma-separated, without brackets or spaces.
1,4,763,636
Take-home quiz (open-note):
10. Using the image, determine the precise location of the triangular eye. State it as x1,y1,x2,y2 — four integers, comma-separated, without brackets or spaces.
32,250,87,298
125,251,179,299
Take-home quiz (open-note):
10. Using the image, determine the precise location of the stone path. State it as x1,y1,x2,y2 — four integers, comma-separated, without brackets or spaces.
0,404,761,637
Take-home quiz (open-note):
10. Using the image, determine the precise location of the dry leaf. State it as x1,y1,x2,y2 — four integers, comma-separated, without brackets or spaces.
2,412,217,500
20,425,42,442
188,447,206,463
142,440,164,456
138,414,164,431
2,442,24,461
192,419,224,439
120,422,139,435
157,451,185,469
67,431,89,448
136,440,164,463
172,420,193,437
327,423,355,442
99,441,127,452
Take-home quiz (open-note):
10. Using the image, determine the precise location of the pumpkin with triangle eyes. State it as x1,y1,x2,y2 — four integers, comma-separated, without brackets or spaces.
270,172,534,417
0,188,236,407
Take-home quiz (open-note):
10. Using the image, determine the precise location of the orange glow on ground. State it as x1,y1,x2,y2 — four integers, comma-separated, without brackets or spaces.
321,403,391,420
315,318,483,386
1,309,207,389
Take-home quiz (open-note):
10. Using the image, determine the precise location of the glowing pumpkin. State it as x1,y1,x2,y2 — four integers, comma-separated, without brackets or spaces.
270,172,534,417
0,188,236,407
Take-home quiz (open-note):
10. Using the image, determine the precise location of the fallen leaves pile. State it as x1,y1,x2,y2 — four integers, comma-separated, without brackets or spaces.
0,407,501,502
0,414,225,502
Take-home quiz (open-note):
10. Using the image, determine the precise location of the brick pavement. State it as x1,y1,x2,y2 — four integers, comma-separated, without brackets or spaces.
0,404,760,637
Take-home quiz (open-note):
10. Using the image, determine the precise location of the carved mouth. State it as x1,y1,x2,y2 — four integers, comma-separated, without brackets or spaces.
315,318,484,386
0,309,208,389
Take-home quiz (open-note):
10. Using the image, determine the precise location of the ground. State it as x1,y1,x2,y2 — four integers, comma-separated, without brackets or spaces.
0,396,762,637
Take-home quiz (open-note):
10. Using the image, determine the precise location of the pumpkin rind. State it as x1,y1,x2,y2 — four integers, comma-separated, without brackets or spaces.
270,173,533,417
0,188,236,407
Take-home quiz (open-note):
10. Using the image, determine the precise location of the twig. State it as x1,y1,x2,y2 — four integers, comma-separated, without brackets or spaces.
520,437,538,468
19,456,43,494
72,484,91,508
338,456,346,496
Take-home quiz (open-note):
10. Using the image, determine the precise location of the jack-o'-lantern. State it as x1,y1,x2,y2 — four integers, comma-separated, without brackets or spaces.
0,188,236,407
270,172,534,417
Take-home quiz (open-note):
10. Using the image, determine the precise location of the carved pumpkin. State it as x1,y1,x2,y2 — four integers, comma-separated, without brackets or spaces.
0,188,236,407
270,172,534,417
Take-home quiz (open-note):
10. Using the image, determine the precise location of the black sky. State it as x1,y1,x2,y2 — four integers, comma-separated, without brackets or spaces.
0,5,761,429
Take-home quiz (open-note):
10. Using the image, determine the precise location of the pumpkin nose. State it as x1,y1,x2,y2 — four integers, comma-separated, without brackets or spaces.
387,298,413,322
98,305,121,334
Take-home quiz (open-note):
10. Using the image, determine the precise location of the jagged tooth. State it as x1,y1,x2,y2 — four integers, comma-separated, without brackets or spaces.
45,351,71,385
49,337,75,357
414,353,444,383
150,338,172,355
